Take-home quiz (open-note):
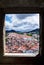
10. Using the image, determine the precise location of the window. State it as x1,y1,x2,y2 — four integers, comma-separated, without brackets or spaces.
3,14,40,57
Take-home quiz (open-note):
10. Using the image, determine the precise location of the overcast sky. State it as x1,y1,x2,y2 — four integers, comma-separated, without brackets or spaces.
5,14,39,32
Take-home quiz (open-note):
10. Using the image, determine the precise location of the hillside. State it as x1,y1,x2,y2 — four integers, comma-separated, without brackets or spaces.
28,28,39,34
6,28,39,35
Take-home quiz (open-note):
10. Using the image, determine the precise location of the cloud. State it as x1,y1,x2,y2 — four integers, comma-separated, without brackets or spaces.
5,14,39,32
22,14,39,25
16,14,36,19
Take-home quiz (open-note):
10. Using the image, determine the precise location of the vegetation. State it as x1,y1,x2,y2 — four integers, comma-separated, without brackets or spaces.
27,33,32,36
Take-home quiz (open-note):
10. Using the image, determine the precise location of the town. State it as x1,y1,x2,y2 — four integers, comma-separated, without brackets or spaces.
5,32,39,53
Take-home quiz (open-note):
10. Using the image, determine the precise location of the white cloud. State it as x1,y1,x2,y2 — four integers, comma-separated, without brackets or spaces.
22,14,39,25
5,14,39,32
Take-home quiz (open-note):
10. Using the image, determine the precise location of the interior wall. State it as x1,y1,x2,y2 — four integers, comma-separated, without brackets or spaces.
0,0,44,7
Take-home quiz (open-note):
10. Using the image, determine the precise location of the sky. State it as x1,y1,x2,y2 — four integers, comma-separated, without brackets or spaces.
5,14,39,32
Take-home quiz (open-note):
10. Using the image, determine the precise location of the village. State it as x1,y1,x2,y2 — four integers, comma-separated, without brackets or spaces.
5,32,39,53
